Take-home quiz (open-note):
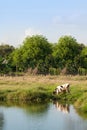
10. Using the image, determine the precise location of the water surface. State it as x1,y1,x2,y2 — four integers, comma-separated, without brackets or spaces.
0,102,87,130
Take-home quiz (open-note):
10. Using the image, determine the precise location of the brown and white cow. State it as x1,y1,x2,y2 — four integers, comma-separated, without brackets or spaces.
53,83,70,95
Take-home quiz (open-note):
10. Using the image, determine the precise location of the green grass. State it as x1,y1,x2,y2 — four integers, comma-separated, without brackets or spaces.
0,75,87,113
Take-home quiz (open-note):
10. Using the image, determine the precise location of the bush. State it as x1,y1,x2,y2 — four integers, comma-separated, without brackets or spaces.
49,67,60,75
78,67,87,75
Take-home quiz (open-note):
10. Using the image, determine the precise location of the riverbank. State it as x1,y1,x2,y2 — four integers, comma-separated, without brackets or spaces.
0,75,87,112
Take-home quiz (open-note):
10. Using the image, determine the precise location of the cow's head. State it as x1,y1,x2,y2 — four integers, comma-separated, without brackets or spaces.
53,88,58,95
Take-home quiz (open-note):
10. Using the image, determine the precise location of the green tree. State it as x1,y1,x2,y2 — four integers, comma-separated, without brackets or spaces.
80,47,87,69
0,44,14,58
0,44,15,74
11,35,53,74
53,35,83,74
9,48,24,72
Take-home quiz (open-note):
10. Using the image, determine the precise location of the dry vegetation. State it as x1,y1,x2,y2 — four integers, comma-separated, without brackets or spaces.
0,75,87,89
0,75,87,85
0,75,87,113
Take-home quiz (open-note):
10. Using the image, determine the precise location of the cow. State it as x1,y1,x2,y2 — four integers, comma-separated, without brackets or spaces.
53,83,70,95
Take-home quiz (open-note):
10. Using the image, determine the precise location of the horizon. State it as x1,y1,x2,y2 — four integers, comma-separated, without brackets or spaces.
0,0,87,47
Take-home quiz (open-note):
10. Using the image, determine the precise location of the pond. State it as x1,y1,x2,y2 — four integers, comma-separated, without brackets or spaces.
0,102,87,130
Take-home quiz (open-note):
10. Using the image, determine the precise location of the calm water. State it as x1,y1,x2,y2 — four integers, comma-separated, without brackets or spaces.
0,102,87,130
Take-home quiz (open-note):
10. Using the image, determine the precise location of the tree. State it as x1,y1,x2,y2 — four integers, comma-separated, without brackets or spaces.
80,47,87,69
53,35,83,74
10,35,53,74
0,44,14,58
9,48,24,72
0,44,15,74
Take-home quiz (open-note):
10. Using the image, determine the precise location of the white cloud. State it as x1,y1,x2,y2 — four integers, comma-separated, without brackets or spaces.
25,28,42,37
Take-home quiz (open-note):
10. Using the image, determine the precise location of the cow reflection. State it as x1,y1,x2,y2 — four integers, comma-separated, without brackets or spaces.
53,101,70,114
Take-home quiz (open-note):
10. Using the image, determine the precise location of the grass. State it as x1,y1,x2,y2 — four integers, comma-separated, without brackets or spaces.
0,75,87,113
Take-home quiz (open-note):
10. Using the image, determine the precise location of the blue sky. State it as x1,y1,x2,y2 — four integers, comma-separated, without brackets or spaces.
0,0,87,47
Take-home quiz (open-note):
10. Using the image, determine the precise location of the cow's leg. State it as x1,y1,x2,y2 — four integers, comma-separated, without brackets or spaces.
66,87,70,93
56,89,59,94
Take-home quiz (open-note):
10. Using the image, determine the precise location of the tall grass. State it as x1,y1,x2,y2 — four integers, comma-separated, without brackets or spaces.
0,75,87,112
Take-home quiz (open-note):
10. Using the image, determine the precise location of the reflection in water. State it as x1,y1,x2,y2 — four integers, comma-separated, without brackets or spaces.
0,103,49,130
0,112,4,130
23,103,49,116
0,101,49,115
75,108,87,120
0,102,87,130
53,101,70,114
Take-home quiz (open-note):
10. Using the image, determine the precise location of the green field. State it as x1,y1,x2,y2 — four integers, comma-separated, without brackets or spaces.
0,75,87,113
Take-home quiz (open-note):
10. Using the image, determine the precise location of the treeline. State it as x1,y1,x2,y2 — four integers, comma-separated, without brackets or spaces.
0,35,87,75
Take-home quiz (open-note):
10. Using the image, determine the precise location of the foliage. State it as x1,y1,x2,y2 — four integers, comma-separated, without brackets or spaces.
0,35,87,75
80,47,87,69
10,35,53,74
0,44,15,74
52,36,84,74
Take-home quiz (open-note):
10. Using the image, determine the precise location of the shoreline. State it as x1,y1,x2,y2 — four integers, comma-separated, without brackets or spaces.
0,75,87,112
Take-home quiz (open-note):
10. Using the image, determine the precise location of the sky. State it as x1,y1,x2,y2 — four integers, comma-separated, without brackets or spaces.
0,0,87,47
